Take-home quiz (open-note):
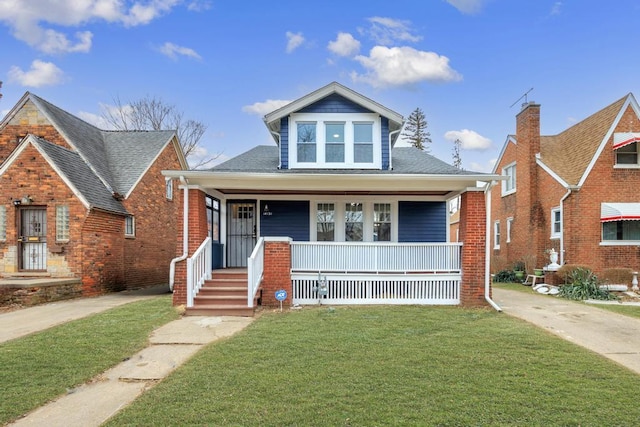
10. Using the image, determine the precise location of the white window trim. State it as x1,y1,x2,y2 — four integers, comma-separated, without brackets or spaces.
310,199,397,242
165,178,173,200
550,207,561,239
494,220,500,249
506,217,513,243
501,162,516,196
289,112,381,169
125,215,135,237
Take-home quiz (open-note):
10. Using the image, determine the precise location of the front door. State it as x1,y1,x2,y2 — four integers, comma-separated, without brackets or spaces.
19,207,47,271
226,201,256,267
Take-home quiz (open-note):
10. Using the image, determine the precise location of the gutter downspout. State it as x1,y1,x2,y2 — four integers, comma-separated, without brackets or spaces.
270,130,282,169
388,129,401,169
169,176,189,292
484,181,502,312
559,186,575,266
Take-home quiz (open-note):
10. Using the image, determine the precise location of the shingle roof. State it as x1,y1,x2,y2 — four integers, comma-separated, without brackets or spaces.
213,145,480,175
539,95,628,185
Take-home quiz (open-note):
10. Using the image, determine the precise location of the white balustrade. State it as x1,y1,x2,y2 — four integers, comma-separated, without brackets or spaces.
186,237,212,307
247,237,265,307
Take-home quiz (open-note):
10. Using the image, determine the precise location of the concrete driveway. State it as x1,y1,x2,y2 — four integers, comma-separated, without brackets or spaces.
493,287,640,375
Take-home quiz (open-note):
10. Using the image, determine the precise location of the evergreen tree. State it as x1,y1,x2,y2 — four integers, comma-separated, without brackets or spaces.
452,138,463,169
401,107,431,152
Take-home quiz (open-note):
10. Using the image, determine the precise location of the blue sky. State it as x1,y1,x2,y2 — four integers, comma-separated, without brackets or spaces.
1,0,640,171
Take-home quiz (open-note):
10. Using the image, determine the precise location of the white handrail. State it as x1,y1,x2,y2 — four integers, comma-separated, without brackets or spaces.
247,237,265,308
186,237,212,307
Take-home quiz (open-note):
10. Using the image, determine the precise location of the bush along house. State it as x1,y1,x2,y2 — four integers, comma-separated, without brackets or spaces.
0,92,188,305
163,82,503,316
491,93,640,285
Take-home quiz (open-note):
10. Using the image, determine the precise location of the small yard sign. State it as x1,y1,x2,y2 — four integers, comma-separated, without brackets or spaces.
275,289,287,312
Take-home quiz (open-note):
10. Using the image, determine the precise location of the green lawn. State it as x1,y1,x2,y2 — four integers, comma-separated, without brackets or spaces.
0,295,178,425
106,305,640,426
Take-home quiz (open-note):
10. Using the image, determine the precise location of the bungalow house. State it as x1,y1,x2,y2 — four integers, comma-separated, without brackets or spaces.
0,92,188,303
490,94,640,279
163,82,503,315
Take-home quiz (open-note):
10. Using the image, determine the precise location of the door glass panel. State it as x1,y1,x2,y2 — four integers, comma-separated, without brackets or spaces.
345,203,363,242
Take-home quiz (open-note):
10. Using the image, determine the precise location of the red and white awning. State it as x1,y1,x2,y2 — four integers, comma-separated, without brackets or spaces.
613,132,640,150
601,203,640,222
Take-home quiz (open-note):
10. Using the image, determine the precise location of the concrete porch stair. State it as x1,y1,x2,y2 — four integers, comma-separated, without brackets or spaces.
185,269,259,317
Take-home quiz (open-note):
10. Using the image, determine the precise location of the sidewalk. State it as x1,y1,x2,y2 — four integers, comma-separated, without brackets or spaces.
1,287,253,426
493,287,640,375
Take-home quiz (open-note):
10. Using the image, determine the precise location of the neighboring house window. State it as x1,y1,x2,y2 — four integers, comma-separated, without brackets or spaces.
354,122,374,163
325,122,345,162
551,208,561,239
603,221,640,241
506,217,513,243
501,163,516,196
0,205,6,241
56,205,70,241
317,203,335,241
494,220,500,249
125,215,135,237
165,178,173,200
373,203,391,242
345,202,364,241
615,142,638,166
297,122,317,163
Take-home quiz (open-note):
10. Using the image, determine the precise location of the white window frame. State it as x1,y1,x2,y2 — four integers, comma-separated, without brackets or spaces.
165,178,173,200
601,220,640,246
614,142,640,168
125,215,135,237
289,112,381,169
506,217,513,243
56,205,70,241
551,207,561,239
494,220,500,249
501,162,516,196
0,205,6,241
310,199,397,242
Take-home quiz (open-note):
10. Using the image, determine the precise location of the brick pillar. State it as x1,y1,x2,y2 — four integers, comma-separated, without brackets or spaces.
172,187,208,306
459,190,488,307
261,238,292,307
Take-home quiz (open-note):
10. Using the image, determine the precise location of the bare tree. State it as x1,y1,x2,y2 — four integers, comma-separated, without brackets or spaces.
102,95,213,169
452,138,463,169
401,107,432,152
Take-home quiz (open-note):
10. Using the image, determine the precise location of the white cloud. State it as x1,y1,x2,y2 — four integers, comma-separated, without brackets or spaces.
285,31,305,53
8,60,65,87
550,1,562,15
159,42,202,60
0,0,180,53
328,32,361,57
187,0,212,12
469,158,497,173
444,129,492,150
242,99,292,116
77,110,114,129
362,17,422,46
446,0,485,14
351,46,462,88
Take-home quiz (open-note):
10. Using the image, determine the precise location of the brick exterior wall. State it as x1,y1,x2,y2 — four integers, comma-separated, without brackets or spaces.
459,190,488,307
261,239,292,307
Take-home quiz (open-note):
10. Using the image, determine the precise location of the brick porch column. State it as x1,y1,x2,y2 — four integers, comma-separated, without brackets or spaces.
173,187,208,306
459,189,488,307
261,237,292,307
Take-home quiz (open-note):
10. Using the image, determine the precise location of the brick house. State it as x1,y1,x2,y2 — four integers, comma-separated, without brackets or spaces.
491,94,640,277
162,82,503,315
0,92,188,298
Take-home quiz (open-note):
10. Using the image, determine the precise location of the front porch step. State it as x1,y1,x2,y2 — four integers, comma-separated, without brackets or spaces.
185,305,255,317
193,295,248,306
187,269,259,317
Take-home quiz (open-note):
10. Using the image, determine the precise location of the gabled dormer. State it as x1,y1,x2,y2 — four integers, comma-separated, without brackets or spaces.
263,82,404,170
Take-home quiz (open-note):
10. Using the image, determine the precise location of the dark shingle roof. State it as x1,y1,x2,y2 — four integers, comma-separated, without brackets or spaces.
213,145,481,175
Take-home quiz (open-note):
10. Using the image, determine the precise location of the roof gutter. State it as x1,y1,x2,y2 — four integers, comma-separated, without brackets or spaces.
484,181,502,312
169,176,189,292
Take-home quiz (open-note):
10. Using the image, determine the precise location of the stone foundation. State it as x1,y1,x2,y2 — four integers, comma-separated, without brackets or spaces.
0,279,82,309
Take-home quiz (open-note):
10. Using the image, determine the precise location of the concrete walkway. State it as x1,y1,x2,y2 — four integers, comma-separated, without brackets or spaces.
493,287,640,375
1,287,253,426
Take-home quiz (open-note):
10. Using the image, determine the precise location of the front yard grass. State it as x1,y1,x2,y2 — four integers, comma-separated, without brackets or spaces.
0,295,178,425
106,305,640,426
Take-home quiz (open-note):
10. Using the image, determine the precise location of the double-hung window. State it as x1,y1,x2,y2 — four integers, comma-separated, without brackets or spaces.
506,217,513,243
551,208,561,239
373,203,391,241
615,142,638,166
345,203,364,242
297,122,317,163
502,163,516,195
354,122,374,163
316,203,335,241
494,220,500,249
325,123,345,162
125,215,135,237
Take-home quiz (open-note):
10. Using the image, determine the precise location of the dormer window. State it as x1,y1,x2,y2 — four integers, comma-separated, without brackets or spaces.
290,113,381,169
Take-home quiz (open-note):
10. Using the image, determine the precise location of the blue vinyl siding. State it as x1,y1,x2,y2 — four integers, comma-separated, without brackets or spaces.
398,201,447,242
260,200,310,241
298,94,370,113
280,118,289,169
381,117,390,170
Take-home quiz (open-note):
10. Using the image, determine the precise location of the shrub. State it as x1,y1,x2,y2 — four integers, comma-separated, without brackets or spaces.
493,269,517,283
601,268,633,285
558,268,618,301
556,264,592,284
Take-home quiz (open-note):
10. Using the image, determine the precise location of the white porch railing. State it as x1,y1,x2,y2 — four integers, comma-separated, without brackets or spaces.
290,242,462,305
247,237,265,308
186,237,212,307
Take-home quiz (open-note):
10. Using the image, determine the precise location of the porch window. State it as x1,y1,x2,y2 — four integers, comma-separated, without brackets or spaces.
317,203,335,241
494,220,500,249
297,122,316,163
0,205,5,241
615,142,638,166
354,122,373,163
125,215,135,237
345,202,363,241
56,205,70,241
603,221,640,241
165,178,173,200
373,203,391,241
501,163,516,196
325,122,345,163
551,208,561,239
